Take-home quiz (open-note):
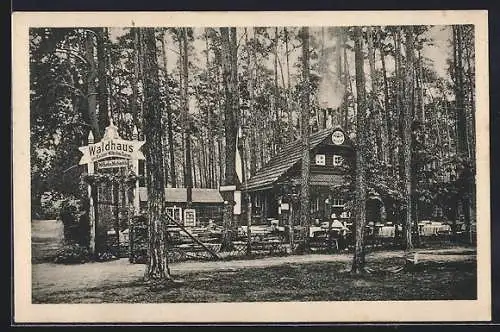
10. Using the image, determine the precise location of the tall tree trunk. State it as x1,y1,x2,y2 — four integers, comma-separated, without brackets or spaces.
417,49,426,125
213,34,225,188
367,26,380,159
343,34,352,131
403,26,415,251
131,27,141,136
318,27,327,128
96,28,109,132
453,25,473,243
464,26,476,237
218,137,224,186
351,26,368,274
204,29,216,188
181,28,193,203
273,27,282,152
453,25,469,157
84,31,99,139
137,26,146,137
336,27,343,127
157,30,169,187
284,27,294,140
367,27,388,164
246,28,257,177
298,27,311,253
141,27,171,282
463,26,476,161
220,27,237,251
379,44,394,170
160,30,177,188
394,28,405,180
200,135,208,187
230,28,240,129
244,27,255,253
192,147,198,188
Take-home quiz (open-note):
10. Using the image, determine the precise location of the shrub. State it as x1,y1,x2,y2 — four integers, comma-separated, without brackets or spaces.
39,191,65,219
59,197,89,245
53,244,90,264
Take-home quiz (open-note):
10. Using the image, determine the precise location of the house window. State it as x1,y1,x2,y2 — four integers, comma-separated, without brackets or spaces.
253,195,261,207
183,209,196,227
166,206,182,222
333,155,343,166
310,197,320,213
315,154,326,166
197,206,223,226
332,198,345,207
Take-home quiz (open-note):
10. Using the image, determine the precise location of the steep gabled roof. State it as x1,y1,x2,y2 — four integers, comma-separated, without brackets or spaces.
243,127,336,191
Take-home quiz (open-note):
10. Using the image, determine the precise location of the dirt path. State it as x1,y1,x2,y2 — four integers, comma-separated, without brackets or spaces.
31,219,64,263
32,247,475,297
32,253,354,294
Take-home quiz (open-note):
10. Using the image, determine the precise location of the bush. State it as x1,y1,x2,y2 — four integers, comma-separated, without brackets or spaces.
59,197,89,245
59,197,80,223
39,191,65,219
54,244,90,264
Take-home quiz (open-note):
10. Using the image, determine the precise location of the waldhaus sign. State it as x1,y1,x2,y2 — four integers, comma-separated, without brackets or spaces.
78,121,145,165
78,118,145,257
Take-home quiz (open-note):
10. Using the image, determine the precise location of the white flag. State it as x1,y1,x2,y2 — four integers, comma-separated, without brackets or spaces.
235,127,243,184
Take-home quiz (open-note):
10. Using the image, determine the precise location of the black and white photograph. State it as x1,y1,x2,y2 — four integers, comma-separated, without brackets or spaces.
12,11,490,323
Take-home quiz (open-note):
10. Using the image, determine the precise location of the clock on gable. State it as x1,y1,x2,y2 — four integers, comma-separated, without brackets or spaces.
331,130,345,145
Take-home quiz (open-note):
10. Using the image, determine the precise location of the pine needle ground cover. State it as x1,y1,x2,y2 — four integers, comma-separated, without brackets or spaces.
33,254,476,303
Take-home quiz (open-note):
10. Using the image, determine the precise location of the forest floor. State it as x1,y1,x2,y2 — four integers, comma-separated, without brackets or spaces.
31,219,477,303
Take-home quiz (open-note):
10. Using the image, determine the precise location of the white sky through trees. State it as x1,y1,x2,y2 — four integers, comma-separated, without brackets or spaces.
109,25,455,113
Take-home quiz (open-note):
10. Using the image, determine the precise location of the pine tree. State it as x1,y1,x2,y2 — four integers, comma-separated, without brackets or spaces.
298,27,311,252
220,27,238,251
351,26,368,273
141,27,172,282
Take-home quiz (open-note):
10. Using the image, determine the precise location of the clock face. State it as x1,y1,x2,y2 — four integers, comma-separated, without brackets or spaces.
332,131,345,145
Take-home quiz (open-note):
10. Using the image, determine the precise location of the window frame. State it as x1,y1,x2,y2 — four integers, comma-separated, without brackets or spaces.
332,198,345,207
333,154,344,166
310,196,321,213
183,208,197,227
315,154,326,166
165,206,183,222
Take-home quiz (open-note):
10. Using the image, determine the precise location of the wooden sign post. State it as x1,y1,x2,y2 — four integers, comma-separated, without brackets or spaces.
78,120,145,256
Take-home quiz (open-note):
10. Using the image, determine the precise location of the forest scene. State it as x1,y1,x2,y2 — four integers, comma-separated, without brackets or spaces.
29,24,478,303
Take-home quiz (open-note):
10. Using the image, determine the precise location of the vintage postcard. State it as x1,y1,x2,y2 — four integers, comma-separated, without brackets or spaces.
12,10,490,323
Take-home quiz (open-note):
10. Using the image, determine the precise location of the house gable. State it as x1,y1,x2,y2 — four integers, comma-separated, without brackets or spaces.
244,127,353,191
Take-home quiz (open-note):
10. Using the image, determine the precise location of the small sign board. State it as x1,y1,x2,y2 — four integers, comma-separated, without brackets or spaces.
183,209,196,227
97,159,130,169
219,185,237,192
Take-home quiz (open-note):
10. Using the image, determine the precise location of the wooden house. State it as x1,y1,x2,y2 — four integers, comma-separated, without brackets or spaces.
242,127,355,226
137,187,224,227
